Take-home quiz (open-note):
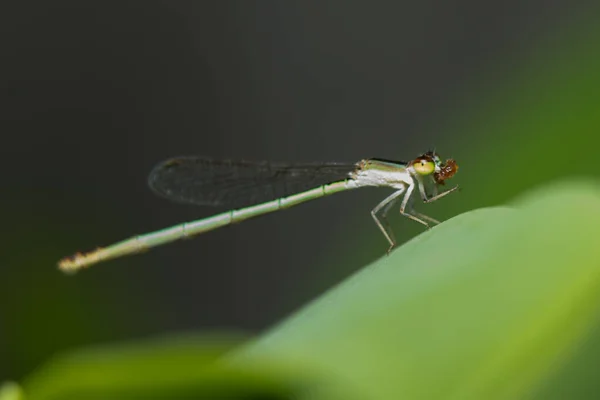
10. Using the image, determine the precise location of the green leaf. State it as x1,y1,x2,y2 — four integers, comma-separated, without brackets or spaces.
20,333,300,400
0,382,24,400
230,179,600,399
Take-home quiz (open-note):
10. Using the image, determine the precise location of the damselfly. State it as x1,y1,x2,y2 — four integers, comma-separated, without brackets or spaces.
58,151,459,272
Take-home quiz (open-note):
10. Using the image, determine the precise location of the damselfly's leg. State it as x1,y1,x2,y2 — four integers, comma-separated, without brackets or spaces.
410,178,442,225
430,177,439,197
381,190,402,218
407,199,441,225
421,182,459,204
399,183,433,228
408,178,459,226
417,176,437,199
379,190,405,249
371,187,405,254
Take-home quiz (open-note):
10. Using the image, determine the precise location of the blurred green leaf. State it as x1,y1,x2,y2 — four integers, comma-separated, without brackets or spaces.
231,179,600,399
20,333,300,400
0,382,24,400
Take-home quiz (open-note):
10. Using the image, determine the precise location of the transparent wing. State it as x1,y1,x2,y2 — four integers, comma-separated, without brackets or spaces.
148,156,356,209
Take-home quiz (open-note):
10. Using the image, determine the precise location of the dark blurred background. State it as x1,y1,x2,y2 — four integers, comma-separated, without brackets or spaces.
1,1,598,381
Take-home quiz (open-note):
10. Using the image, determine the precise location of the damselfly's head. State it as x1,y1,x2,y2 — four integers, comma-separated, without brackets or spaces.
409,151,458,185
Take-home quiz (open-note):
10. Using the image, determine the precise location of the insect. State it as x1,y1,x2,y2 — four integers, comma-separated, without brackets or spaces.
58,151,458,272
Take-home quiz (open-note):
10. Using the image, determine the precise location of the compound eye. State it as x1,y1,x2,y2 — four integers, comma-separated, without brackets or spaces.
413,159,435,175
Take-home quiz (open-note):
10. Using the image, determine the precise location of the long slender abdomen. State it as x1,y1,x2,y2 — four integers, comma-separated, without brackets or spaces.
58,179,355,272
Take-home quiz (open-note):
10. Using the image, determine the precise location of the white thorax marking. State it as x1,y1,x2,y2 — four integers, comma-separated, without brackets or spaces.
347,160,413,190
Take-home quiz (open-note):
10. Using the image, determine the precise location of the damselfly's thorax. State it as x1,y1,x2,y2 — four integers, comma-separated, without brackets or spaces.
349,159,413,189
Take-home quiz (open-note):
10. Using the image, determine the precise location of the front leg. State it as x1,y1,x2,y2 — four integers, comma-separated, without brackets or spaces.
423,184,459,203
416,176,459,204
401,182,440,227
399,182,432,228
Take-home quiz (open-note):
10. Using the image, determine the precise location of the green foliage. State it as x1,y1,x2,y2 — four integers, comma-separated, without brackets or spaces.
233,180,600,399
8,180,600,399
13,333,299,400
0,382,24,400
